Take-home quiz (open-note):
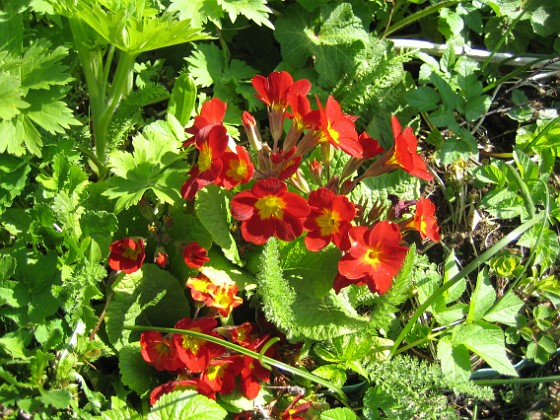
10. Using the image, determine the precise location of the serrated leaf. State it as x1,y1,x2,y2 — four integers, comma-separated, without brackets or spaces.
148,390,227,420
105,264,190,349
404,86,440,112
437,337,471,381
467,268,495,323
195,185,240,265
217,0,273,29
0,71,28,120
453,322,518,377
169,0,223,28
320,407,358,420
39,389,72,409
95,407,141,420
119,343,159,397
483,290,524,326
20,42,73,90
312,365,347,389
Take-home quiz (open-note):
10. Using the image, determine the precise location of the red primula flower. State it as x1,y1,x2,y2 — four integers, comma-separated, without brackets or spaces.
304,187,356,252
358,131,384,160
220,145,255,189
270,147,303,180
154,250,168,268
185,97,227,145
401,198,441,242
217,322,255,347
172,317,224,373
140,331,185,372
196,124,229,183
252,71,311,142
306,96,362,158
239,342,272,399
230,178,310,245
183,242,210,269
336,222,408,294
200,356,243,394
108,237,145,274
282,400,312,420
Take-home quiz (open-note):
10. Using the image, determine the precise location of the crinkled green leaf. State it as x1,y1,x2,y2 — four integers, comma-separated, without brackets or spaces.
312,365,347,389
467,268,495,323
119,342,159,397
195,185,240,265
404,86,440,112
105,264,189,349
437,336,471,382
39,389,72,410
148,390,227,420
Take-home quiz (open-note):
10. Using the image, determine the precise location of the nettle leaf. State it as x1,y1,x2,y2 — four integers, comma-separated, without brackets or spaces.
275,3,368,87
195,185,240,265
481,188,527,219
119,342,159,397
437,336,471,381
483,290,524,326
453,321,518,377
104,118,185,213
217,0,273,29
404,86,440,112
105,264,189,350
148,390,227,420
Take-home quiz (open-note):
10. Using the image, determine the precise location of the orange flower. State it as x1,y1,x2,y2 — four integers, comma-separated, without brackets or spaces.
231,178,310,245
219,145,254,189
304,187,356,251
186,273,243,318
336,222,408,294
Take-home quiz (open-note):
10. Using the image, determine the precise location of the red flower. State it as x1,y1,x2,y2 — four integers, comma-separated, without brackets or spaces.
183,242,210,269
401,198,441,242
270,147,302,180
304,188,356,251
172,317,224,373
185,97,227,145
307,96,362,158
358,131,384,159
200,356,243,394
252,71,311,142
239,340,272,399
231,178,310,245
108,238,145,274
196,124,229,183
140,331,185,372
154,250,168,268
336,222,408,294
217,322,255,347
282,400,312,420
220,145,255,189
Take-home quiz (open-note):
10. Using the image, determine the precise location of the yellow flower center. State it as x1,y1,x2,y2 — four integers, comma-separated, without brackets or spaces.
122,245,141,259
226,159,248,181
362,247,381,269
316,209,340,236
206,364,225,381
181,328,203,353
255,195,285,219
327,123,340,144
198,144,213,172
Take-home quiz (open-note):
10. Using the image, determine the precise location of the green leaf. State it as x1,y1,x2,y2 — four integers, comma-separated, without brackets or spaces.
320,407,358,420
105,264,190,349
404,86,440,112
217,0,273,29
0,155,31,214
104,119,185,212
483,290,524,326
148,390,227,420
195,185,240,265
168,0,224,28
437,337,471,381
0,71,28,120
466,268,495,323
443,250,465,304
312,365,347,389
39,389,72,410
453,322,518,376
119,342,159,397
168,73,196,126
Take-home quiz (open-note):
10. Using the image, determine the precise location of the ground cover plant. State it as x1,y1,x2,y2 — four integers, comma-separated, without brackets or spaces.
1,0,559,418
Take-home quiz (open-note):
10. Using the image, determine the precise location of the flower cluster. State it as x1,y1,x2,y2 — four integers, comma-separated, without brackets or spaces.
140,319,274,405
182,70,440,295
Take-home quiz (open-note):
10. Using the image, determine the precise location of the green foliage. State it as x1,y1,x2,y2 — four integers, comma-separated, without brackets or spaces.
119,342,159,397
362,355,494,420
148,390,227,420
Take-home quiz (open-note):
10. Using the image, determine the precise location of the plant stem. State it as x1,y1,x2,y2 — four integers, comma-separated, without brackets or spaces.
474,375,560,386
